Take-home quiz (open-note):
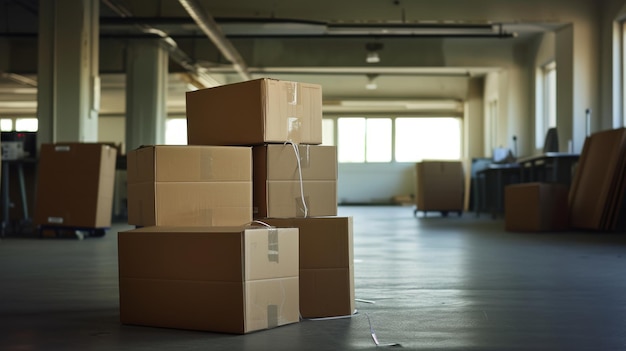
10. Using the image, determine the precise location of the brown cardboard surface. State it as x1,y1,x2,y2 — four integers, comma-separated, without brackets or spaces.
126,145,252,227
262,217,354,318
127,182,252,227
127,145,251,183
415,161,464,211
262,181,337,218
569,128,626,230
256,144,337,181
186,78,322,145
253,145,338,218
299,268,354,318
34,143,117,228
118,226,299,334
262,217,353,269
504,182,569,232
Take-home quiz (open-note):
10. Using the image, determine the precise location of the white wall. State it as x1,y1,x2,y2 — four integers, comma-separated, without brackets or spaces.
337,163,416,204
98,116,126,153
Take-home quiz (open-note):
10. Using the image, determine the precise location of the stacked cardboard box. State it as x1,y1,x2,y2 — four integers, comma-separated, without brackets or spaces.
185,78,352,319
126,145,253,227
118,226,300,334
120,78,353,334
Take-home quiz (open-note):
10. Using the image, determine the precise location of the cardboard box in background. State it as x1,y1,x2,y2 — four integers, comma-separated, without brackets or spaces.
186,78,323,146
504,182,569,232
118,226,300,334
253,144,337,218
263,216,354,318
415,161,464,213
126,145,252,227
34,143,117,228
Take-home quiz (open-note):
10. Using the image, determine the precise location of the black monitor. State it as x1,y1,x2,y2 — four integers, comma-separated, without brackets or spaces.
543,127,559,153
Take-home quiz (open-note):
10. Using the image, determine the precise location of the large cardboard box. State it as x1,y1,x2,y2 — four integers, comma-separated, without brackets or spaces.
34,143,117,228
505,182,569,232
118,226,300,334
127,145,252,227
253,144,337,218
186,78,323,146
415,161,464,213
263,217,354,318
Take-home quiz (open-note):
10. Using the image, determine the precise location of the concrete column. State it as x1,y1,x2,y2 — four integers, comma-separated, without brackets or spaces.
125,40,168,153
37,0,100,145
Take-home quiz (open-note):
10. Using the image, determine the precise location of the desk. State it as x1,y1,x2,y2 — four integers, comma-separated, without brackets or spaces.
476,163,522,218
517,152,580,186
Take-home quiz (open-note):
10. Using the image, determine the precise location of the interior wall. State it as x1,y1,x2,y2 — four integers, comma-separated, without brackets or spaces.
98,116,126,154
483,71,499,156
532,31,556,152
555,25,575,152
337,163,416,204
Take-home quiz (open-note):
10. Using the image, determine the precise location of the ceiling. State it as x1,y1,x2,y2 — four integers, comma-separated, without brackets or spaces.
0,0,565,116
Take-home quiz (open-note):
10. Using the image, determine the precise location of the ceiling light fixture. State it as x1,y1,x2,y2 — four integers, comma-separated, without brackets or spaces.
365,42,383,63
365,74,378,90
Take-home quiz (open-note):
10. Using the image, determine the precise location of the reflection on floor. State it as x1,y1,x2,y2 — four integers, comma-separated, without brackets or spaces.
1,206,626,350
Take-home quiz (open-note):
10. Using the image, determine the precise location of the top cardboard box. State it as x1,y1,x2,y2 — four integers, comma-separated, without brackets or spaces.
186,78,323,146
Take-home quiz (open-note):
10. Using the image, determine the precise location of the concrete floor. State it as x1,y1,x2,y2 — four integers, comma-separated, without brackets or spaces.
1,206,626,350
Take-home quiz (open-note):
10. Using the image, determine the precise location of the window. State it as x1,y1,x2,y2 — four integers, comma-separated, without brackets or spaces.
322,118,335,146
0,118,13,131
337,117,392,163
395,117,461,162
536,61,557,148
366,118,392,162
622,21,626,127
335,116,461,163
337,118,365,162
15,118,38,132
165,118,187,145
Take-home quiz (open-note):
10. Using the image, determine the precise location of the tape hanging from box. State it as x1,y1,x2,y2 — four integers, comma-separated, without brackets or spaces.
286,82,302,142
267,227,279,263
285,141,309,217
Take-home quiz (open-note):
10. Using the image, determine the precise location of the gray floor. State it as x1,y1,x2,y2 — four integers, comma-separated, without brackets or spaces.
1,206,626,350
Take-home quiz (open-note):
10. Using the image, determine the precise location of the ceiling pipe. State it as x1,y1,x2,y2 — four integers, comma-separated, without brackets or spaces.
102,0,220,88
178,0,252,81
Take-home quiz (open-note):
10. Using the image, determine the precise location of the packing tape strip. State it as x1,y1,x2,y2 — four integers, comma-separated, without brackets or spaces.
285,141,309,217
267,304,279,329
199,149,214,180
268,227,279,263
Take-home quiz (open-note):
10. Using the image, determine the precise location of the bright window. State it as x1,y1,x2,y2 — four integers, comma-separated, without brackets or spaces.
322,118,335,146
337,117,392,163
165,118,187,145
0,119,13,131
337,118,365,162
395,117,461,162
536,61,557,148
15,118,38,132
366,118,392,162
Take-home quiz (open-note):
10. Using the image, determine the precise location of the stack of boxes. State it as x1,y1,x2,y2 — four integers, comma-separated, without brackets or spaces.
119,78,354,334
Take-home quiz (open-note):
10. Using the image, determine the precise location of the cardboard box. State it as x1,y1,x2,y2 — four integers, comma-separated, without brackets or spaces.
34,143,117,228
186,78,323,146
505,182,569,232
118,226,300,334
263,217,354,318
415,161,464,212
126,145,252,227
253,144,337,218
